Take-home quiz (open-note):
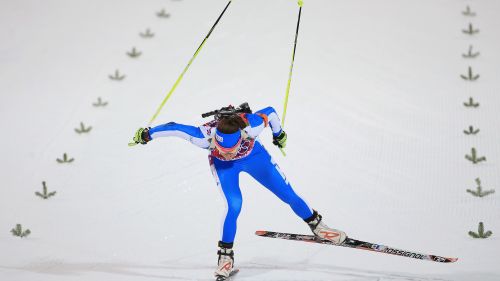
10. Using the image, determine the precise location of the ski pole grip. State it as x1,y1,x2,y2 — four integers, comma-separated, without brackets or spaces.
298,0,303,7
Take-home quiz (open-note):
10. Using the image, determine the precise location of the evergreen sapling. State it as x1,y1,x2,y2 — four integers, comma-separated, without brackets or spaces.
156,9,170,18
140,28,155,38
92,97,108,107
462,23,480,35
460,66,480,81
75,122,92,134
462,45,480,58
109,69,125,81
35,181,56,199
11,224,31,238
469,222,492,239
467,178,495,197
462,6,476,17
463,126,480,135
465,147,486,164
127,47,142,58
463,97,479,108
56,153,74,163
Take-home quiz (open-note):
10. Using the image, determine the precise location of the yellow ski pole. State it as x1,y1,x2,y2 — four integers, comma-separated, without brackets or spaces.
129,1,233,146
279,0,303,155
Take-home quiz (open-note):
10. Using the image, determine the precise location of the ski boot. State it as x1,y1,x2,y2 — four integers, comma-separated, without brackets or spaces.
214,241,238,281
305,210,347,245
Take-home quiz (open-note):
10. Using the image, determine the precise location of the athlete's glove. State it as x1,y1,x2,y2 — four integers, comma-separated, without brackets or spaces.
272,130,287,149
133,127,152,145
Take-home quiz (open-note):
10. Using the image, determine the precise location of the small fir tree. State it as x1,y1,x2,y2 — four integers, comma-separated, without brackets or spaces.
463,97,479,108
469,222,492,239
35,181,56,199
465,147,486,164
56,153,74,163
467,178,495,197
11,224,31,238
92,97,108,107
462,6,476,17
140,28,155,38
75,122,92,134
460,66,480,81
462,23,479,35
109,69,126,81
156,9,170,18
127,47,142,58
462,45,480,58
463,126,480,135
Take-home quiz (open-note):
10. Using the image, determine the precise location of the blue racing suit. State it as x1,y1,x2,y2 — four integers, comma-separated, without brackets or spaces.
149,107,313,243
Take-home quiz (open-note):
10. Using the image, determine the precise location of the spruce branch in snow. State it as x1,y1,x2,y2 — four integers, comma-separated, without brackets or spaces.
75,122,92,134
140,28,155,38
462,45,480,58
462,6,476,17
127,47,142,58
56,153,74,163
467,178,495,198
463,97,479,108
157,9,171,18
11,224,31,238
35,181,57,199
469,222,492,238
465,147,486,164
462,23,479,35
92,97,108,107
109,69,126,81
463,126,480,135
460,66,480,81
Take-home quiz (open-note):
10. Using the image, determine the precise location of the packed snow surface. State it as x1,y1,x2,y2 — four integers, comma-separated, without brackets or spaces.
1,0,499,280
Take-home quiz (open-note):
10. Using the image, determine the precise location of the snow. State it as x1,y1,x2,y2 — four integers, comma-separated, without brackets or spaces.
1,0,499,280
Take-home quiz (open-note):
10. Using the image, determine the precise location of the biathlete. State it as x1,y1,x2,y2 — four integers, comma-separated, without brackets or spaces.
132,103,347,279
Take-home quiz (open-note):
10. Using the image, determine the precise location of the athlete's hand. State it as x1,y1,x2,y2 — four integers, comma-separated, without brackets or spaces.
273,130,287,149
133,127,151,145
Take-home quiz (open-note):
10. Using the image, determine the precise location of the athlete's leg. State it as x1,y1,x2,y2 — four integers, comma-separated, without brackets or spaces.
243,151,346,244
210,157,243,243
243,151,313,220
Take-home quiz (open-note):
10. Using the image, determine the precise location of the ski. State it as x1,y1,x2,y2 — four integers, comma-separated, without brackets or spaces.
255,230,458,263
215,268,239,281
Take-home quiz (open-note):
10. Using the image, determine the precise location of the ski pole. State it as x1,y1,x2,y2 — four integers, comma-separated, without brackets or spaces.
279,147,287,156
279,0,303,156
129,1,233,147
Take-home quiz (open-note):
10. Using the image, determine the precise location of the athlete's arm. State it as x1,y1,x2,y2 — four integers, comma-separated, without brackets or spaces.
243,106,283,138
149,122,211,149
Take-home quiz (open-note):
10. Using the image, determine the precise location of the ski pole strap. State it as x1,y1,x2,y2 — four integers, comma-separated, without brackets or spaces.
281,3,302,128
147,0,233,127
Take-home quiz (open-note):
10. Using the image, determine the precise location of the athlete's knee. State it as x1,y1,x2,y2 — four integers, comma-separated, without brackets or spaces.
227,199,243,217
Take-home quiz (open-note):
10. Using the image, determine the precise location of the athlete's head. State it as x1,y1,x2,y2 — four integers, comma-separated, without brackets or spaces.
215,115,246,160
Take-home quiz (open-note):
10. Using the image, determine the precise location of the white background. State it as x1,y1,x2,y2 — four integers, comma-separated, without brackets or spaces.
1,0,499,280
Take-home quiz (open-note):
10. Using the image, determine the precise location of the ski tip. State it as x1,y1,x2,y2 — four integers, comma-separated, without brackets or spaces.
255,230,267,236
450,257,459,263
